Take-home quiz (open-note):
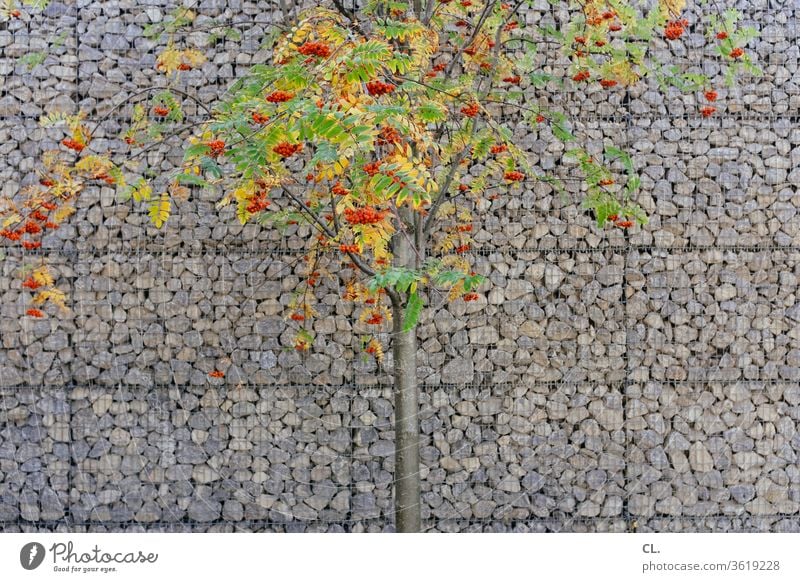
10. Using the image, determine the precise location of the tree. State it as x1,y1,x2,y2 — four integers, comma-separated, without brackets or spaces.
1,0,758,532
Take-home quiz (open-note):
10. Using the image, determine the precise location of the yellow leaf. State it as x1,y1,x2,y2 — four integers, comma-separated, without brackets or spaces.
132,179,152,203
182,49,206,68
32,267,54,288
156,47,182,74
148,193,171,228
33,288,67,310
53,205,75,222
2,213,21,228
659,0,686,17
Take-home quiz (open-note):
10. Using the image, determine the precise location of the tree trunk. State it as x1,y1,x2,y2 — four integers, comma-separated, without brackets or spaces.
392,306,420,532
391,228,421,533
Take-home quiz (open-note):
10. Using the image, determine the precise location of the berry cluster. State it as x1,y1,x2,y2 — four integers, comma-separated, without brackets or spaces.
94,172,116,185
339,244,360,254
153,106,169,117
366,80,395,97
600,79,617,88
0,229,21,241
290,313,306,321
454,244,470,254
729,47,744,58
363,161,382,176
701,106,716,118
463,293,479,302
503,75,521,84
490,144,508,154
457,224,473,232
246,194,270,214
504,171,525,182
26,308,45,318
460,102,480,117
61,138,84,152
297,41,332,58
208,370,225,378
177,63,192,71
377,125,402,146
607,214,634,228
207,140,226,158
572,70,590,82
664,19,688,41
331,182,350,196
366,312,384,325
344,206,386,225
273,142,303,158
251,111,270,124
22,277,42,290
266,90,295,103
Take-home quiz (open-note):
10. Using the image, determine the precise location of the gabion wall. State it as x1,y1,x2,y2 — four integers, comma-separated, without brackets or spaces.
1,0,799,532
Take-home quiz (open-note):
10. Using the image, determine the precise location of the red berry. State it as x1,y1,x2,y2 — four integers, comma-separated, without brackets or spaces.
297,41,332,58
207,140,226,157
366,80,395,97
265,90,294,103
460,103,480,117
272,142,303,158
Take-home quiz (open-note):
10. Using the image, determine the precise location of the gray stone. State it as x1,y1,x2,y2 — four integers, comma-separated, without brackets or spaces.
188,498,221,522
441,358,474,384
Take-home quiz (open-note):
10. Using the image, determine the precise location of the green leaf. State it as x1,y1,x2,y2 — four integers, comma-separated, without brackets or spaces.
605,146,633,173
551,120,575,143
403,291,423,332
174,173,209,187
184,143,211,160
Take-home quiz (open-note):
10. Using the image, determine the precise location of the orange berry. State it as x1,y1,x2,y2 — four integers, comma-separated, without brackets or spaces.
265,90,294,103
460,103,480,117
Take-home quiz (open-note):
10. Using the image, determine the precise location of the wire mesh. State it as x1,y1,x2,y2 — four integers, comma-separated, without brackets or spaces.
1,1,799,533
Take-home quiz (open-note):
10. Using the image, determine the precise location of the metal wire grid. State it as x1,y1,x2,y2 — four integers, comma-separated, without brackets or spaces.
1,1,800,532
